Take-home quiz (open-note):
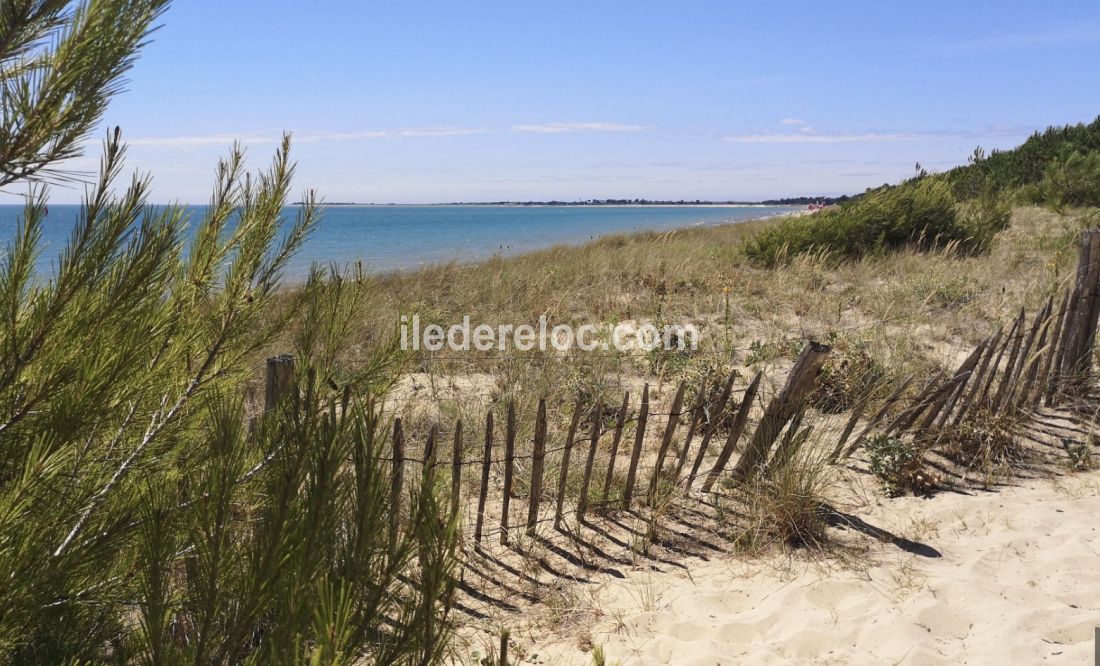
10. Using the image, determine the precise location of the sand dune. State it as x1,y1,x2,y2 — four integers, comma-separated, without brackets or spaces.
529,472,1100,664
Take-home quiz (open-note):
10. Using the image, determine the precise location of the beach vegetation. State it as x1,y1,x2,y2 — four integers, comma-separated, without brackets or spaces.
0,2,457,662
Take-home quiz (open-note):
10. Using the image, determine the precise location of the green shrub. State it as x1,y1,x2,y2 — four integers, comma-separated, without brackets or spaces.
1039,150,1100,209
743,178,961,265
956,191,1012,252
945,117,1100,199
865,435,938,497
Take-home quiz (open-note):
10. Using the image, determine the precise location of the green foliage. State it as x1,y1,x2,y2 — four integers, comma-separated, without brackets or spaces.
0,3,458,661
0,0,170,186
956,190,1012,252
944,117,1100,199
745,116,1100,266
865,435,937,497
743,178,963,264
1063,437,1093,472
0,134,458,661
1036,150,1100,209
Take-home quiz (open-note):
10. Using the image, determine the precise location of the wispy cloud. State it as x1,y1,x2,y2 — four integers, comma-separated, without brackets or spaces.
724,125,1028,144
779,118,806,126
126,134,279,148
126,126,485,149
510,121,645,134
939,25,1100,53
724,132,927,144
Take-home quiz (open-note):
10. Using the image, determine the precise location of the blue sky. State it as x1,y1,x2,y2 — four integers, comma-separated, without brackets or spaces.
10,0,1100,203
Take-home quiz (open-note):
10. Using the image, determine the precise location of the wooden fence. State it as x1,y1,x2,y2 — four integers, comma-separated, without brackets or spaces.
261,229,1100,587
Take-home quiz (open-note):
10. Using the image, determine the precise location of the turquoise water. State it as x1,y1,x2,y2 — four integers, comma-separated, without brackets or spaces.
0,204,798,280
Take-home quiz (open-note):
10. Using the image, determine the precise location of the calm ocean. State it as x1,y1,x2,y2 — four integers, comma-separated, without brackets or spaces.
0,204,797,281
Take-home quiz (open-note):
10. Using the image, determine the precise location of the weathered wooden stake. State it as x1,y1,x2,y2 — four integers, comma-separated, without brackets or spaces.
423,426,438,487
700,371,762,492
553,401,585,530
921,342,986,432
646,382,686,504
600,391,630,501
671,383,707,482
576,402,602,521
731,341,830,480
684,369,738,489
1063,230,1100,394
1044,290,1072,406
450,419,463,521
622,384,649,509
766,406,807,472
264,353,295,412
933,339,989,430
953,330,1001,425
474,411,493,547
975,318,1019,409
388,418,404,554
500,402,516,546
525,399,547,537
991,309,1027,410
828,391,872,463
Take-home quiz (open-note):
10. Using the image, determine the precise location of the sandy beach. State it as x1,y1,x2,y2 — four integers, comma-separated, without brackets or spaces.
516,471,1100,664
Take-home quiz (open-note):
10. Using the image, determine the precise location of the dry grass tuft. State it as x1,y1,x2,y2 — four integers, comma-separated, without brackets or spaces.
728,446,839,551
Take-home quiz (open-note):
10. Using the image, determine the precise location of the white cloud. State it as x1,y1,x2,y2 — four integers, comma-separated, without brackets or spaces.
124,126,485,149
126,134,277,148
779,118,805,126
510,121,645,134
724,132,928,144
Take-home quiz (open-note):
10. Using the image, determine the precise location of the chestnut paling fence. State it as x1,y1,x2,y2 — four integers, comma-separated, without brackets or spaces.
261,229,1100,612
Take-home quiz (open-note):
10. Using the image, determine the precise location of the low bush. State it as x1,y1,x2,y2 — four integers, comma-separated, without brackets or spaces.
865,434,938,497
743,178,963,265
1038,150,1100,209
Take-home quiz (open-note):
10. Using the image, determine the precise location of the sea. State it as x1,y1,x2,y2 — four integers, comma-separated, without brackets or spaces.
0,204,799,281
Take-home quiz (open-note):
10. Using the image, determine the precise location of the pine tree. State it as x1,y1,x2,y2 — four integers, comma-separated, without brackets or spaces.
0,2,456,661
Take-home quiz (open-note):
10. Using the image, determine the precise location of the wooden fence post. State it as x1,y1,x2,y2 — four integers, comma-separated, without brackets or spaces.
1045,290,1072,406
827,391,872,463
554,401,585,530
1063,230,1100,395
500,402,516,546
474,411,493,547
991,309,1026,410
450,419,463,522
264,353,295,412
730,341,830,480
701,371,762,493
953,330,1000,425
684,369,738,490
389,418,404,555
671,384,706,481
526,399,547,536
622,384,649,509
576,402,602,521
600,392,630,502
647,382,686,505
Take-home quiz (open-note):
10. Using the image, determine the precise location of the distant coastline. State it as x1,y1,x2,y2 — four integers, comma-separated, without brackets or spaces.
299,196,850,207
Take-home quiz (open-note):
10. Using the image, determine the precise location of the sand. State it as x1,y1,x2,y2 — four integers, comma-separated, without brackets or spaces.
518,471,1100,665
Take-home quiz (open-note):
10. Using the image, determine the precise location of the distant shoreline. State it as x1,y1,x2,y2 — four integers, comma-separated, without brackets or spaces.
298,198,845,207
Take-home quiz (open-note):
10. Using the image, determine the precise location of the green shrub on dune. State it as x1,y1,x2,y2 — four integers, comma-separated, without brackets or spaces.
1037,150,1100,209
743,178,976,265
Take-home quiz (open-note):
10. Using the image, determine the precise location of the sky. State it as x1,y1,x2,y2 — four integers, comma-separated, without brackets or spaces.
6,0,1100,204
